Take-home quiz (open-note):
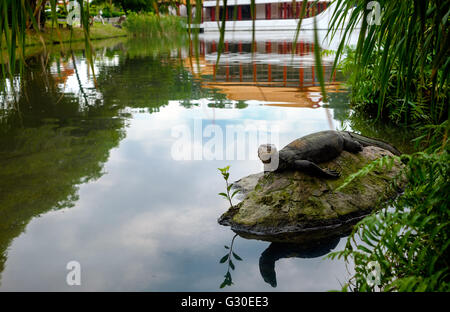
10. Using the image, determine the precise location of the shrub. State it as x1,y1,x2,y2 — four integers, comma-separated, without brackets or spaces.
123,12,186,38
339,46,448,126
330,0,449,126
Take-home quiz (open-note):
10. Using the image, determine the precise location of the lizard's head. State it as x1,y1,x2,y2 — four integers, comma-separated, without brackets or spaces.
258,144,278,164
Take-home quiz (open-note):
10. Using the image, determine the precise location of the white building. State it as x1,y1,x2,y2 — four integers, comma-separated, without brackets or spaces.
201,0,334,32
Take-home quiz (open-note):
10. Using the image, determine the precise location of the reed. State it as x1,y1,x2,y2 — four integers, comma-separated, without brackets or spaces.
328,0,449,125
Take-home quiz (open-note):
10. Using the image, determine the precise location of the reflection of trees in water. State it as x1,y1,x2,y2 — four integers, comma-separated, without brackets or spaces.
0,40,244,282
325,90,415,153
347,112,416,154
96,55,192,111
207,100,248,109
0,120,125,273
0,55,127,281
259,238,341,288
325,91,351,124
95,40,235,112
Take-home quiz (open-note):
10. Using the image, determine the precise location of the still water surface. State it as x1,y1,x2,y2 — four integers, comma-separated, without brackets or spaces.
0,35,401,291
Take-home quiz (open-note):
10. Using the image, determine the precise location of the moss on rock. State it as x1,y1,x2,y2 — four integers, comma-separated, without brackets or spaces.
218,146,405,243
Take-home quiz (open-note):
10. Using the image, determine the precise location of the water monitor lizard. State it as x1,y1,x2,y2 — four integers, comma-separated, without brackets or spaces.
258,130,401,178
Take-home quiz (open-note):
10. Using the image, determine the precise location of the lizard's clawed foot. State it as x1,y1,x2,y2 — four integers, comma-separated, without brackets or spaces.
324,168,341,179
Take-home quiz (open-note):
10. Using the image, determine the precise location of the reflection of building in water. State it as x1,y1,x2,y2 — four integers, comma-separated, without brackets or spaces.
205,41,337,87
183,39,343,108
51,61,75,85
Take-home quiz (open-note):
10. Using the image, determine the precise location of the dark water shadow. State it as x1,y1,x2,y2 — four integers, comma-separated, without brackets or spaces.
259,237,341,287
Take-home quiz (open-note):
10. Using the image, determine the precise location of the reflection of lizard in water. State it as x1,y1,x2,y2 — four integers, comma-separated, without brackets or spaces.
259,238,341,287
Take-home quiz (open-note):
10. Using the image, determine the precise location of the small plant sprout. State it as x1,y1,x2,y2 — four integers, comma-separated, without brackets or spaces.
218,166,239,209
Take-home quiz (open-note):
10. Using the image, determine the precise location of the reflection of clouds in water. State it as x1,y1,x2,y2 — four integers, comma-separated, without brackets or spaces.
309,92,323,103
125,103,334,161
271,255,350,291
0,102,346,291
119,209,219,252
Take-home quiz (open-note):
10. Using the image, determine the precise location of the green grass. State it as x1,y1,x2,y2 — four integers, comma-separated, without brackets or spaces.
21,23,127,48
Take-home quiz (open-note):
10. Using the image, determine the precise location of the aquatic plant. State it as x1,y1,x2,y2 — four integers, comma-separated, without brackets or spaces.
218,166,239,209
329,140,449,291
217,166,244,288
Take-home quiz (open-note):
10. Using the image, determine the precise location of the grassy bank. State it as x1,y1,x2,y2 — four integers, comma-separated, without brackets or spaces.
4,15,186,50
0,15,187,65
3,23,127,49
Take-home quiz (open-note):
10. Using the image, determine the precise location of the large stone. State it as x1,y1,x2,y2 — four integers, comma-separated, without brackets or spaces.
218,146,405,243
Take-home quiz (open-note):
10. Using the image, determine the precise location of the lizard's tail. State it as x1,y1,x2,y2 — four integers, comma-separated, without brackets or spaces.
347,132,402,156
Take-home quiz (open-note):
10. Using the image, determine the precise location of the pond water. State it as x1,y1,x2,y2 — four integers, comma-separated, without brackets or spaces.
0,35,408,291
